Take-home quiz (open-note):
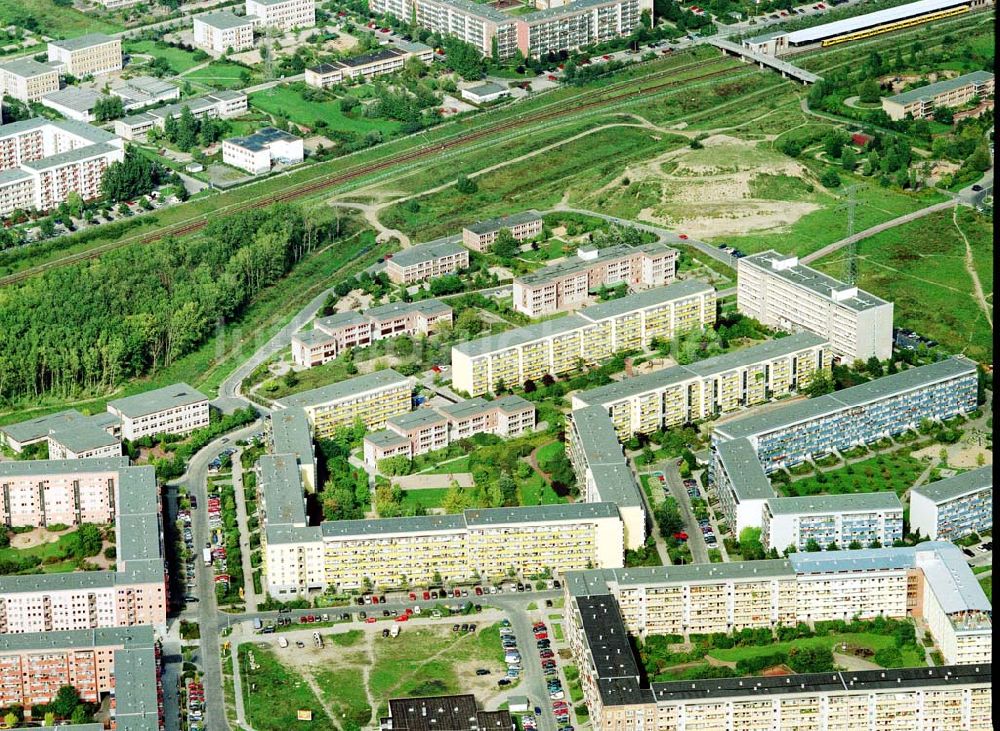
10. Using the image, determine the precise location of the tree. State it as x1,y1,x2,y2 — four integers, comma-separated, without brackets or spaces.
857,78,881,104
50,686,82,718
455,174,478,194
3,712,18,729
804,373,834,397
455,308,483,336
523,378,537,393
841,147,857,172
101,147,164,203
820,168,842,188
491,229,520,259
805,539,822,552
339,95,360,113
64,191,85,218
93,94,124,122
932,106,954,125
739,527,765,561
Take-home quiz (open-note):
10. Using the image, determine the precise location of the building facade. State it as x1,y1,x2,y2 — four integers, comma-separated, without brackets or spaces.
882,70,994,120
106,383,209,441
909,466,992,541
222,126,303,174
762,493,904,552
512,243,678,317
245,0,316,30
737,250,894,363
114,91,247,140
452,281,717,396
47,34,123,77
305,43,434,87
461,211,543,252
0,58,60,102
193,11,257,54
384,237,470,284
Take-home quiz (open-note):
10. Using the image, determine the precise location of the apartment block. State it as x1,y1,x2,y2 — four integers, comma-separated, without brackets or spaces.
762,492,903,552
268,407,316,490
245,0,316,30
106,383,210,441
305,42,434,87
513,243,678,317
910,466,992,541
384,236,470,284
0,626,162,725
292,299,452,368
711,356,978,533
114,90,247,140
567,406,645,550
193,11,257,54
47,34,123,77
452,280,717,396
0,117,124,215
222,126,303,174
363,395,536,467
47,421,122,460
0,459,167,634
572,332,830,438
461,210,543,252
882,70,995,120
0,58,61,102
737,250,894,362
275,369,413,438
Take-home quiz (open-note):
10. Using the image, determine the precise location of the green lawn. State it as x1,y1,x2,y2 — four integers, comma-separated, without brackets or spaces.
0,0,122,37
327,629,364,646
186,61,250,89
518,238,574,262
779,450,928,498
420,455,471,474
0,526,104,573
124,40,205,74
399,488,451,511
813,208,993,363
708,632,924,669
518,471,566,506
238,644,335,731
313,668,372,726
250,85,402,135
535,441,566,465
980,576,991,602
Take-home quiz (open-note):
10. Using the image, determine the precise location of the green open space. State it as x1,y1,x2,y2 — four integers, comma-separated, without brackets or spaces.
124,40,205,74
707,632,924,669
0,0,122,37
518,470,566,506
238,644,336,731
399,488,451,511
812,207,993,363
185,61,251,89
776,450,929,498
979,576,991,602
419,455,472,475
250,85,402,135
313,667,372,726
0,524,107,575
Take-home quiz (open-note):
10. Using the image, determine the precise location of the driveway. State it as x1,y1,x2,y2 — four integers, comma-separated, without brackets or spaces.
662,461,709,564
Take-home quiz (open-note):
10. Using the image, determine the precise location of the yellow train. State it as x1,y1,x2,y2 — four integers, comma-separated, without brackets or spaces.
820,4,970,46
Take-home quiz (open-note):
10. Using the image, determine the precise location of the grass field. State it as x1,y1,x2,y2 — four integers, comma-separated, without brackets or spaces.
0,526,102,572
779,451,928,498
535,441,565,465
419,455,471,474
124,40,204,74
185,61,250,89
813,207,993,363
239,645,335,731
0,0,122,37
980,576,991,602
707,632,924,669
399,488,451,511
518,471,566,506
250,86,402,135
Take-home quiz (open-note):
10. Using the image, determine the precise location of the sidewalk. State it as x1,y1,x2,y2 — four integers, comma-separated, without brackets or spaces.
232,450,258,612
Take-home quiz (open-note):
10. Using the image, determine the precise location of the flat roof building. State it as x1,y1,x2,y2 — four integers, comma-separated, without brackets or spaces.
223,126,303,174
462,210,543,252
762,492,903,552
193,10,257,54
910,465,992,541
882,70,994,120
110,75,180,110
106,382,210,441
385,236,469,284
461,82,510,104
0,58,61,102
245,0,316,30
737,250,893,362
382,694,512,731
47,33,122,77
39,86,104,122
47,420,122,460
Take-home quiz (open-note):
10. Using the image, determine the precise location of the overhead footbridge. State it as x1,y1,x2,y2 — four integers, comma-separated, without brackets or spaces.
708,38,821,84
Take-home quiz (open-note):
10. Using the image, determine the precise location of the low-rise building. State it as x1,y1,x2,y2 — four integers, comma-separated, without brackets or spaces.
384,236,469,284
39,86,104,122
304,42,434,87
737,250,894,363
461,210,543,252
222,126,303,174
47,33,122,77
106,382,210,441
437,394,536,440
512,243,678,317
110,76,180,111
461,82,510,104
0,409,119,453
882,70,995,120
47,421,122,460
762,492,904,552
451,280,717,396
114,90,247,140
245,0,316,30
291,299,452,368
193,10,257,54
0,58,61,102
909,466,992,541
382,694,512,731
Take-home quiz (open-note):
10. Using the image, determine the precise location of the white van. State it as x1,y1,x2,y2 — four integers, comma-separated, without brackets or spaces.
277,637,289,648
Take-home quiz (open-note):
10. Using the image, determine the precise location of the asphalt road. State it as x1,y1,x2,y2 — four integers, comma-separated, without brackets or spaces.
662,462,709,564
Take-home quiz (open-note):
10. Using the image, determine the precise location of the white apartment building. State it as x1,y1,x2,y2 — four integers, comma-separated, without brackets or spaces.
193,11,257,54
106,382,210,441
47,34,122,77
47,422,122,460
222,126,303,174
385,237,469,284
513,243,678,317
737,250,894,362
114,90,247,140
305,42,434,87
0,58,60,103
762,492,904,552
0,117,124,216
909,466,992,541
109,76,180,111
451,280,717,396
462,210,543,252
245,0,316,30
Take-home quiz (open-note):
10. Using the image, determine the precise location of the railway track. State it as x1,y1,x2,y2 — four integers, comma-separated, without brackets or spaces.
0,58,737,286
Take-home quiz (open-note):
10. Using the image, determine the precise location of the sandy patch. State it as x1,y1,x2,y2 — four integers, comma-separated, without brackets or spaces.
335,292,373,313
950,447,992,469
640,200,821,239
10,527,66,549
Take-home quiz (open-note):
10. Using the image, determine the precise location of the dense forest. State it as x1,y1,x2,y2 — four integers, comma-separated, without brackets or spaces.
0,204,350,406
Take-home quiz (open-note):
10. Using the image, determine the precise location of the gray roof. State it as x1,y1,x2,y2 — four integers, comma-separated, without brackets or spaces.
911,465,992,504
464,82,508,97
785,0,973,43
387,236,466,269
767,491,902,515
321,513,466,538
494,394,534,413
1,408,87,445
0,57,60,77
578,279,713,323
387,407,448,431
269,408,314,469
0,116,116,144
394,40,433,54
570,406,641,508
523,0,644,22
48,421,120,454
41,86,103,113
340,48,404,68
196,10,255,29
314,310,368,331
789,545,916,574
886,70,994,106
20,141,118,171
0,624,154,653
715,357,977,441
226,126,299,152
0,455,129,477
576,332,827,407
452,313,588,358
464,501,619,525
364,428,410,448
424,0,511,23
367,298,452,321
293,327,338,346
111,646,163,731
0,167,32,185
438,396,495,420
741,250,888,312
464,210,542,235
566,559,795,597
108,382,208,418
49,33,119,52
914,541,992,617
515,243,675,287
117,75,178,96
714,437,774,501
260,453,307,526
276,368,411,409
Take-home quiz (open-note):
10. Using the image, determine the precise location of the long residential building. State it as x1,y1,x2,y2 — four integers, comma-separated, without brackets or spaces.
245,0,316,30
384,236,470,284
363,395,536,468
762,492,903,552
106,383,209,441
462,210,544,252
305,42,434,87
0,458,167,635
113,90,248,140
563,542,991,728
47,33,122,77
513,243,679,317
882,70,995,120
451,280,717,396
572,332,830,438
0,117,124,216
274,368,414,438
711,356,979,533
909,466,992,541
737,250,894,362
1,408,120,454
369,0,653,60
291,299,452,368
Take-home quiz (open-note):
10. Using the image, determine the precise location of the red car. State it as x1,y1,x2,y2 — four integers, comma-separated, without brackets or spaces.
422,591,431,600
547,75,557,81
539,650,554,659
436,48,445,55
395,614,409,622
365,617,377,623
557,64,564,70
678,233,688,240
475,586,483,595
454,588,462,597
380,27,391,32
673,532,688,541
409,592,416,600
602,54,611,60
534,633,548,640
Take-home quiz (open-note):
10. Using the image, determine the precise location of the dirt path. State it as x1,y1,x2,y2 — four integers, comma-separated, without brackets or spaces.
953,204,992,328
328,201,412,247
